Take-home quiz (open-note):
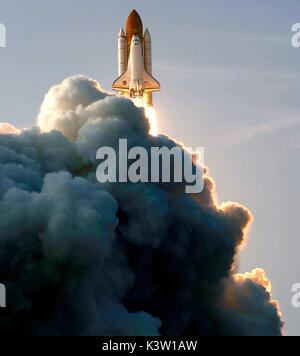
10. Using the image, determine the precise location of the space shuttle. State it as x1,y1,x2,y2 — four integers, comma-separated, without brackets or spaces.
112,10,160,107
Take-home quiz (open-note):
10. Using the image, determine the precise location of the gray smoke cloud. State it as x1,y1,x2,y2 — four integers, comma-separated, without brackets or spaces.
0,75,283,336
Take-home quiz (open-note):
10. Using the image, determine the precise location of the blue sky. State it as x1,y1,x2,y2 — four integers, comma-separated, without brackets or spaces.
1,0,300,335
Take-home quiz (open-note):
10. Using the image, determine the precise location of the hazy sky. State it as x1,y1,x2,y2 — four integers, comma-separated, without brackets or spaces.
1,0,300,335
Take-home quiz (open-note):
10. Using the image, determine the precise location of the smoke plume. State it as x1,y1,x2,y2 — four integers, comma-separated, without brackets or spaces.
0,75,283,336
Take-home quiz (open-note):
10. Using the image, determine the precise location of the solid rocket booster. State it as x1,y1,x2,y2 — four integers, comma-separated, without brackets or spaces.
112,10,160,107
143,28,153,107
118,28,127,76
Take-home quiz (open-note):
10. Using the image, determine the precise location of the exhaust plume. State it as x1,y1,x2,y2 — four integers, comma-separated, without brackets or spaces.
0,76,283,336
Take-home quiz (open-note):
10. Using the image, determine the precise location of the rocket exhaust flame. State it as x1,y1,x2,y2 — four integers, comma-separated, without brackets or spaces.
131,98,158,136
145,107,158,136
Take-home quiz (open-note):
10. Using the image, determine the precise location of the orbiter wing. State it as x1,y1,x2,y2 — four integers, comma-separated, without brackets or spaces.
143,71,160,92
112,71,131,92
113,69,160,93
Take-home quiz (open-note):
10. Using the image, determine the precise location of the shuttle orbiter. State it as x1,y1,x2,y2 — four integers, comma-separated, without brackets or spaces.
112,10,160,107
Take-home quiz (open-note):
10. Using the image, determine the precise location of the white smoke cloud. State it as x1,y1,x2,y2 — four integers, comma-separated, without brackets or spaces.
37,76,108,141
0,123,20,135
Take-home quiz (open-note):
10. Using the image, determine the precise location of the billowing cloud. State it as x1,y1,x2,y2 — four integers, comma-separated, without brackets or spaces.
219,269,283,336
0,76,283,336
0,123,20,135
